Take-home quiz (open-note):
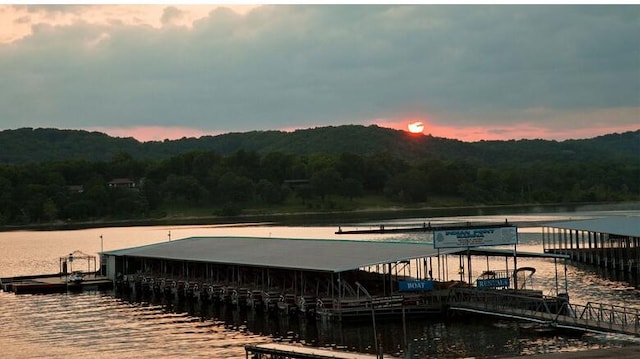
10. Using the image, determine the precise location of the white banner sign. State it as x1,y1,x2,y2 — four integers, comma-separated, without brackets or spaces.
433,226,518,248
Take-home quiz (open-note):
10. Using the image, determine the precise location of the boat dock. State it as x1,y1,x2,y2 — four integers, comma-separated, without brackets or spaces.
1,250,111,294
102,232,574,321
1,272,113,294
245,343,378,359
97,233,640,337
6,219,638,341
542,217,640,276
336,223,431,235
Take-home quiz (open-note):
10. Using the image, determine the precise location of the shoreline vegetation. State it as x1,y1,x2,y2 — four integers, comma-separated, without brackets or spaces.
2,200,637,232
1,127,637,230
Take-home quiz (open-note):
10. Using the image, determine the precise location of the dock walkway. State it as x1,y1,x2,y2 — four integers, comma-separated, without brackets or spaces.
505,346,640,359
448,288,640,336
1,273,112,294
245,343,378,359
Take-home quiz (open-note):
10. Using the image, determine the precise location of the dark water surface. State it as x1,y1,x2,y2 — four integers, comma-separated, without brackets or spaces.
1,206,639,358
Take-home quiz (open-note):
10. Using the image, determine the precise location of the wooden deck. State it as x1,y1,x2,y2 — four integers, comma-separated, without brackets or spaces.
1,273,112,294
315,291,449,319
245,343,378,359
335,224,430,235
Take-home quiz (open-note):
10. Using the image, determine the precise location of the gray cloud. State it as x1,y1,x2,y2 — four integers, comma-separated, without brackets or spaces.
160,6,184,26
0,5,638,136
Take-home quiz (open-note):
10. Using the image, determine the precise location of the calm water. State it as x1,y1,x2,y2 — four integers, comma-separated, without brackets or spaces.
1,206,640,358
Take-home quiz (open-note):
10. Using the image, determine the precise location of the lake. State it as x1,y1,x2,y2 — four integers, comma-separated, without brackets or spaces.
1,205,640,358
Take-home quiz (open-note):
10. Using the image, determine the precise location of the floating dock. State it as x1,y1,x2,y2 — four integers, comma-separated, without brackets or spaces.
0,250,110,294
1,273,113,294
245,343,378,359
335,222,514,235
336,224,431,234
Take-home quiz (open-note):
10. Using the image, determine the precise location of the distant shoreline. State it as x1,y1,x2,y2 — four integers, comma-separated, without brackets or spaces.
2,201,638,232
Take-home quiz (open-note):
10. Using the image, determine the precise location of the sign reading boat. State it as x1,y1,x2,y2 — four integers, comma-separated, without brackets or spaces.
398,280,434,292
433,226,518,249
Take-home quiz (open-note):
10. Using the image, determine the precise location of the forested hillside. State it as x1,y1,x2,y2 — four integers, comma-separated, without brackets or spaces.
0,125,638,226
1,126,638,165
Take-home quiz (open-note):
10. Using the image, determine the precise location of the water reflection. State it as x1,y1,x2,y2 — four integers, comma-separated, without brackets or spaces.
109,284,640,359
1,206,640,358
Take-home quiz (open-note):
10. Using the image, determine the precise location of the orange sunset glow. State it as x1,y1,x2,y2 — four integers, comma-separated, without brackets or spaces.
0,6,636,143
374,112,639,142
90,126,216,142
90,118,640,143
407,122,425,134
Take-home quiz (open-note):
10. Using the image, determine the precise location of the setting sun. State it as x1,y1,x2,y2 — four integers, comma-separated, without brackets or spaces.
407,121,424,134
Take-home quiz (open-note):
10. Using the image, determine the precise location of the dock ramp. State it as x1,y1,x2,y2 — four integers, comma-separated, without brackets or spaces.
245,343,378,359
448,288,640,336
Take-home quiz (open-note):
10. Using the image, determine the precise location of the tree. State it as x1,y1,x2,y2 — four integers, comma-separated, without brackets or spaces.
310,168,342,201
295,184,314,205
163,175,207,203
141,178,163,209
192,151,221,181
340,178,364,200
335,153,366,183
256,179,286,204
42,198,59,221
384,169,429,202
111,189,148,218
260,152,294,183
225,150,261,179
217,172,254,203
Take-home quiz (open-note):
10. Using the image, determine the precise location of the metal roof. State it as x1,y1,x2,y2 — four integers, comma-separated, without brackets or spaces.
103,236,461,273
450,247,569,259
543,216,640,238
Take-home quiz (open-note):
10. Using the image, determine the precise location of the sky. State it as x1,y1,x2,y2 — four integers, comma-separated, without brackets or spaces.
0,4,638,142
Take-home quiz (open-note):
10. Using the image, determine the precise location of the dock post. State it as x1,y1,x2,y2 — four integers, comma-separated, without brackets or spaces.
402,306,407,350
372,300,378,354
580,231,586,262
377,332,384,359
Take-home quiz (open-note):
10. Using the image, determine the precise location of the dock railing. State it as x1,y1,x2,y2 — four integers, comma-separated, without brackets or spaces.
566,301,640,335
448,288,640,336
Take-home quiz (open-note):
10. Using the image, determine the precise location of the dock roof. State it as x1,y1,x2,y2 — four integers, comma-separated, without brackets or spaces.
450,247,569,259
103,236,461,273
543,216,640,238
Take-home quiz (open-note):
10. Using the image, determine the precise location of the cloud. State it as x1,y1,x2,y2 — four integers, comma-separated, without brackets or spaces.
0,5,638,141
160,6,184,26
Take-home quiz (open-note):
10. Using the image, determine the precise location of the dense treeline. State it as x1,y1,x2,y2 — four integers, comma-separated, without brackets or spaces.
0,148,637,225
1,126,639,165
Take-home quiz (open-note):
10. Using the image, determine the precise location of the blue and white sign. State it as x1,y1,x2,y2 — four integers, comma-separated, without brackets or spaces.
398,280,434,292
477,277,510,289
433,226,518,248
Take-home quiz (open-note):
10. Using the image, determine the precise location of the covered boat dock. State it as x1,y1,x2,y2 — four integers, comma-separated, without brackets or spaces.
102,235,569,320
103,236,465,318
542,216,640,275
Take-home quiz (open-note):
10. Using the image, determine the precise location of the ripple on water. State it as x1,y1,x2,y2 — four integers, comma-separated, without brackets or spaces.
0,291,269,359
2,211,640,358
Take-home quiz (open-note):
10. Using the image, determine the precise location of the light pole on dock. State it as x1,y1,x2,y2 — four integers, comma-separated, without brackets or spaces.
100,235,104,275
66,253,73,293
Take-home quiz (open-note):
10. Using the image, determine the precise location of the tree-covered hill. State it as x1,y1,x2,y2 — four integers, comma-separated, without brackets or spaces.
0,125,638,226
0,126,638,166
